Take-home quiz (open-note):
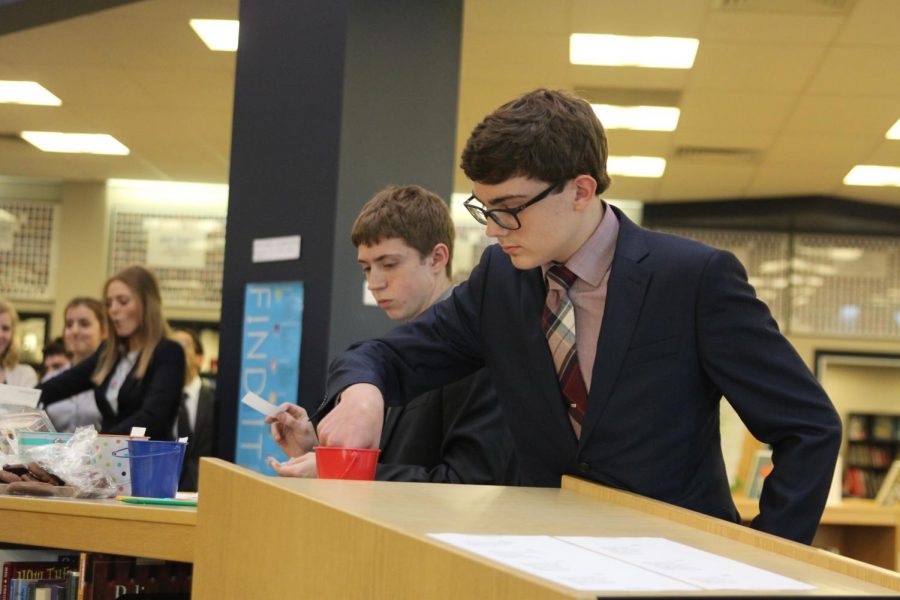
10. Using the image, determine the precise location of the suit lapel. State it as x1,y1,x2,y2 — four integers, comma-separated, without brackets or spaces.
579,210,651,447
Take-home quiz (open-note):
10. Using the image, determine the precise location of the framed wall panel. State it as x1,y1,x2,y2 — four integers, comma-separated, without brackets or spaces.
110,208,226,310
0,199,59,300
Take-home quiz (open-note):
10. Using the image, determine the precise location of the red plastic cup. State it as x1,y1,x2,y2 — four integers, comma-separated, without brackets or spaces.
315,447,380,480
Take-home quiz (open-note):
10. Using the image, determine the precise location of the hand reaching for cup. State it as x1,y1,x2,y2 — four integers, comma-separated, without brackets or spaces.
266,403,318,458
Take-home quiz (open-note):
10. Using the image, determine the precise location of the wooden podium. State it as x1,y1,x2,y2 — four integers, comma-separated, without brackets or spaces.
192,458,900,598
1,458,898,597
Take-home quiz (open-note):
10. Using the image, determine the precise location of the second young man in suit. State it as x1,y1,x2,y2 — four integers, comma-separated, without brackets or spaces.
316,89,841,544
172,328,216,491
268,185,518,484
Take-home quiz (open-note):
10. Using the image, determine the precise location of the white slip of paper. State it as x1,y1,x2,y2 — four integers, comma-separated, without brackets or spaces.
240,391,284,418
427,534,814,593
0,383,42,408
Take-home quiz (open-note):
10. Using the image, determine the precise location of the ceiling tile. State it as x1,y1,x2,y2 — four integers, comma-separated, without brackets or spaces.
764,133,876,166
657,162,756,201
807,46,900,95
678,90,797,133
781,95,899,135
570,0,708,36
603,175,661,202
689,41,826,93
835,0,900,45
702,11,843,43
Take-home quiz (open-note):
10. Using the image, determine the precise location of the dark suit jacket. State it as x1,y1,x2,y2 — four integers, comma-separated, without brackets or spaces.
328,207,842,544
38,339,185,440
375,367,518,484
179,379,216,492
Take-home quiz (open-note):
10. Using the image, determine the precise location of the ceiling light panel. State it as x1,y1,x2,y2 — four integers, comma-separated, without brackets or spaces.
592,104,680,131
607,156,667,178
843,165,900,187
190,19,239,52
886,118,900,140
21,131,130,155
570,34,699,69
0,81,62,106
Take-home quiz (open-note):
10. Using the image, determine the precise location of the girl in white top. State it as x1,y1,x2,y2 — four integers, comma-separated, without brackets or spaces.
0,297,38,388
41,297,106,431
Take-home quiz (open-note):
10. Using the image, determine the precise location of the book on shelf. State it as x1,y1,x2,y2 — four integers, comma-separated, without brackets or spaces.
871,414,895,441
842,412,900,499
77,554,191,600
0,557,78,600
874,459,900,506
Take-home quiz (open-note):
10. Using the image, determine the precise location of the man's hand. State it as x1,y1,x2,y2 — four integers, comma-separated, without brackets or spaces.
266,403,317,458
268,453,318,478
316,383,384,448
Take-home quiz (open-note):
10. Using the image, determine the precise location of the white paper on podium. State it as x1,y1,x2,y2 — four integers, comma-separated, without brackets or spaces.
0,383,42,408
560,537,814,591
428,534,814,593
429,534,696,592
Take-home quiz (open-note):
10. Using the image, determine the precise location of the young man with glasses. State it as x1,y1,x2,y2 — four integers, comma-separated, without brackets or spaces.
317,89,841,545
267,185,518,484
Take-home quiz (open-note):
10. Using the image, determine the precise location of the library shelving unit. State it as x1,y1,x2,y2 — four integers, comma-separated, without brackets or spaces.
844,412,900,498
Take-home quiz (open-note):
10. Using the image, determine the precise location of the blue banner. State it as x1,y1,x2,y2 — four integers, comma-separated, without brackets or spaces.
235,281,303,474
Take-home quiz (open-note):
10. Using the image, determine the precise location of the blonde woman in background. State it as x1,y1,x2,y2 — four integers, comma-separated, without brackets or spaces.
37,267,185,439
0,297,38,387
40,297,107,432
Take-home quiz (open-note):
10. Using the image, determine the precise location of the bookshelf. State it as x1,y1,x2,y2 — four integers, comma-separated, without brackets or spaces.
845,413,900,498
814,351,900,500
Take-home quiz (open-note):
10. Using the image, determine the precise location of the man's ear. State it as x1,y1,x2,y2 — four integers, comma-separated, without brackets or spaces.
430,243,450,273
572,174,598,210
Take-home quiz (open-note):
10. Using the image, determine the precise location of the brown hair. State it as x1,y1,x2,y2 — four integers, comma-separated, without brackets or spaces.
460,88,610,194
92,266,170,385
351,185,455,278
0,297,21,369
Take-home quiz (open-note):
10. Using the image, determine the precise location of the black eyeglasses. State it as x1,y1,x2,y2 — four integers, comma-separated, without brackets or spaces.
463,181,563,231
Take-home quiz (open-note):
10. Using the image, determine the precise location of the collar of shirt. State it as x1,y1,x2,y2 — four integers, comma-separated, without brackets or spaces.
542,200,620,289
184,375,202,401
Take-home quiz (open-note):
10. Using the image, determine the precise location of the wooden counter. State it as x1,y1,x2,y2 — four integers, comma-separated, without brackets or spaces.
2,461,898,598
733,495,900,571
193,458,900,598
0,494,194,563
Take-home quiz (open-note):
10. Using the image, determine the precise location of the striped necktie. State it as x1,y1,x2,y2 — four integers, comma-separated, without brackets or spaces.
542,264,588,425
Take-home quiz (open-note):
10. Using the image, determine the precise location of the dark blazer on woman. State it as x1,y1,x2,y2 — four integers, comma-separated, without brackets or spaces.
38,339,185,440
327,206,842,544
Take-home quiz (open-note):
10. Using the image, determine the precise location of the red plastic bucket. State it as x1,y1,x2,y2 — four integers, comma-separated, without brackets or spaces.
315,447,380,480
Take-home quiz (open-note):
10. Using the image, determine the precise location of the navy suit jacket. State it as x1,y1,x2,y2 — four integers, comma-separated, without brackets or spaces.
376,367,519,485
328,207,842,544
179,379,216,492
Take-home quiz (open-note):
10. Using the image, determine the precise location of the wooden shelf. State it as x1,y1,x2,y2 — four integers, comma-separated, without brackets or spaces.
0,495,195,563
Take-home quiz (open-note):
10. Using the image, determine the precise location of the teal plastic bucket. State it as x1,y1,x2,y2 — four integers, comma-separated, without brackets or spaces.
125,439,187,498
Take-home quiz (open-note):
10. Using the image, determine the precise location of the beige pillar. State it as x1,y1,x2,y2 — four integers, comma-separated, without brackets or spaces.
51,181,108,335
